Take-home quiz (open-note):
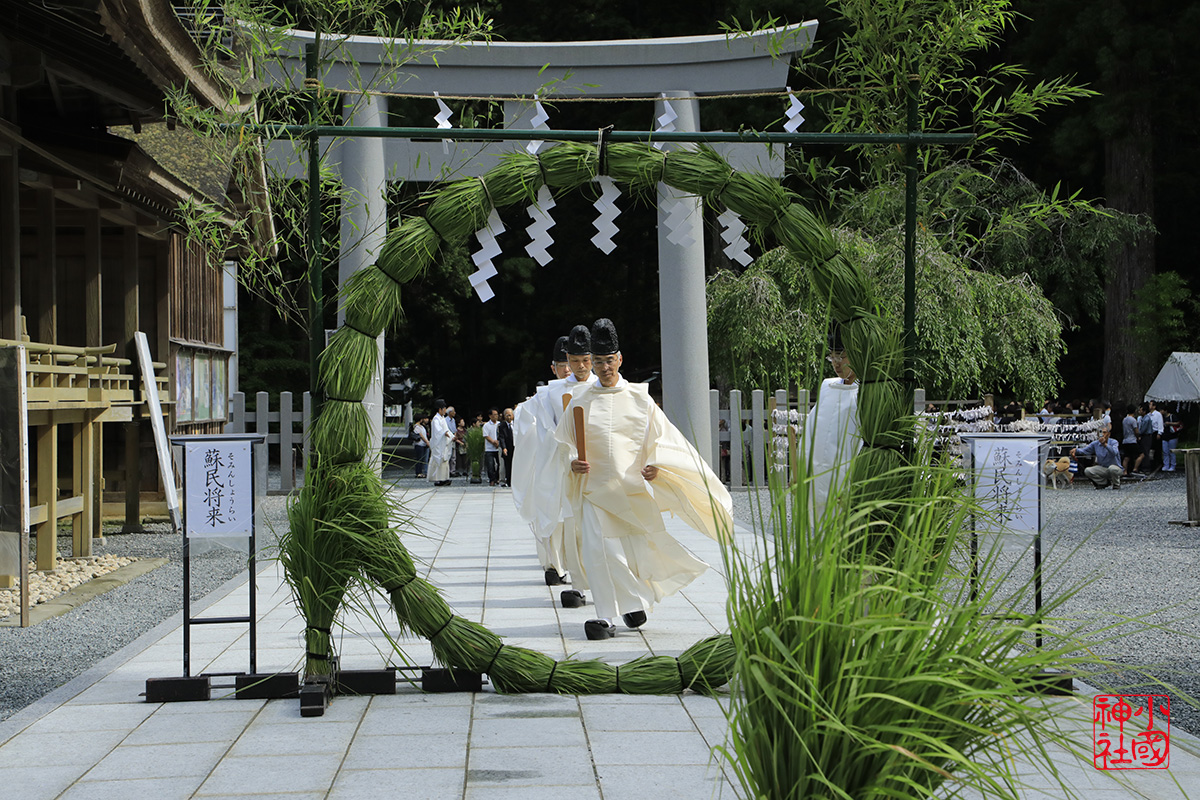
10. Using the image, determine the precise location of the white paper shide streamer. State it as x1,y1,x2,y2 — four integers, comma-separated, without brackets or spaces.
662,195,697,248
784,87,806,133
434,91,454,154
526,97,550,155
718,208,752,266
525,185,557,266
654,97,677,151
469,209,505,302
591,176,621,255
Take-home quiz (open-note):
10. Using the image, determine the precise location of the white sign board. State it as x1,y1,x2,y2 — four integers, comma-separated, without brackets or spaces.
182,439,254,537
963,434,1048,536
134,332,182,532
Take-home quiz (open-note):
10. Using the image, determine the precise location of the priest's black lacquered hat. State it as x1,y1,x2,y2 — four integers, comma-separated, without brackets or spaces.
827,323,845,353
590,318,619,355
552,335,569,362
566,325,591,355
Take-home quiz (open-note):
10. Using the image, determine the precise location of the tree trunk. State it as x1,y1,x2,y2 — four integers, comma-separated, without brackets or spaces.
1102,76,1155,406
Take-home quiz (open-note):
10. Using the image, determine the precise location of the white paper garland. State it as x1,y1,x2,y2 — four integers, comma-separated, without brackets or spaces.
524,185,556,266
784,87,806,133
469,208,505,302
590,176,621,254
433,91,453,155
526,96,550,155
718,208,753,266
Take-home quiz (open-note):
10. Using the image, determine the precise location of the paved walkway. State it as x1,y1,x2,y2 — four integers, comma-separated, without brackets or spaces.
0,484,1196,799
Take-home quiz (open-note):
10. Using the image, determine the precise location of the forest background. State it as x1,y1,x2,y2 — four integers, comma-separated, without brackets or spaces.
231,0,1200,418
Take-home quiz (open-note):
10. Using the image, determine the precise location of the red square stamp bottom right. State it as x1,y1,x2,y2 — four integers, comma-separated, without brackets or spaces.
1094,694,1170,770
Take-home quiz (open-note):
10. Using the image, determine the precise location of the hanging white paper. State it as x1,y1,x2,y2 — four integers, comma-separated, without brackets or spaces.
784,87,806,133
434,91,454,154
526,97,550,155
718,208,753,266
525,185,557,266
654,97,677,150
590,176,621,255
662,197,697,247
469,209,505,301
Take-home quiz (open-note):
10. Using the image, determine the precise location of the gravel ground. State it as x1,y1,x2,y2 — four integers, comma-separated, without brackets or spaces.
3,465,1198,736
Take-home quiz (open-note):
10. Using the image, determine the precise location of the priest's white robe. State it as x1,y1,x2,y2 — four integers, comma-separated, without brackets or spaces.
428,412,454,483
805,376,861,522
511,373,593,577
555,378,733,621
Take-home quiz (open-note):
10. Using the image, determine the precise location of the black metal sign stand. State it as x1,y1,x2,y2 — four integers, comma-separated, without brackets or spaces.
146,433,297,703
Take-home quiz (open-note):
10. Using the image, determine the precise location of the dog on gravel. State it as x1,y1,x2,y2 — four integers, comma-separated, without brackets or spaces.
1042,456,1073,489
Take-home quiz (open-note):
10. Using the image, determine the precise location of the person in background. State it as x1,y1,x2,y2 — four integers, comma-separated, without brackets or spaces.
1121,405,1140,476
483,407,501,486
1072,427,1122,490
412,414,430,478
499,407,515,487
1162,403,1183,472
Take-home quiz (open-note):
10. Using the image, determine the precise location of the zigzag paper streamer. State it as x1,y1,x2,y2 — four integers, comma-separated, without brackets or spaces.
434,92,454,154
526,97,550,155
663,197,697,248
525,185,557,266
653,97,677,150
784,87,806,133
469,209,505,301
718,208,753,266
590,176,621,255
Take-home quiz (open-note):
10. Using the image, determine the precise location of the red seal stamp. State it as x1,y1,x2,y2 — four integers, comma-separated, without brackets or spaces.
1093,694,1170,769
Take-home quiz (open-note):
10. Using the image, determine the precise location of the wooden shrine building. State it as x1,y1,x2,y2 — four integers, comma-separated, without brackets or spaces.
0,0,269,584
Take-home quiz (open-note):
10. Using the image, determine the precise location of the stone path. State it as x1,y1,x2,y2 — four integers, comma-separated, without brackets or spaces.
0,484,1196,799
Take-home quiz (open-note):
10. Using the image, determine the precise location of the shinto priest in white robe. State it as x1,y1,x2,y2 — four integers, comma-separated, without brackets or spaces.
511,371,592,578
554,378,733,621
804,376,861,522
428,411,454,483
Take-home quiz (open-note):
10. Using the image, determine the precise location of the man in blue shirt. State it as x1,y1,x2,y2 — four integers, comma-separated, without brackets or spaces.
1072,427,1122,490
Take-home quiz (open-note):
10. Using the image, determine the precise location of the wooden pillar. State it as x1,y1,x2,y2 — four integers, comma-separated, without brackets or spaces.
36,188,56,344
72,419,94,557
85,210,103,541
123,227,141,531
0,150,18,340
36,420,58,572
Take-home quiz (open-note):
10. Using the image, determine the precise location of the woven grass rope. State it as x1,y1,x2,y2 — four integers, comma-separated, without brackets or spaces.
288,142,909,693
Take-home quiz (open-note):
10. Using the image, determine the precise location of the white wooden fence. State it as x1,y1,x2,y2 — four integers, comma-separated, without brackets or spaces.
225,387,984,492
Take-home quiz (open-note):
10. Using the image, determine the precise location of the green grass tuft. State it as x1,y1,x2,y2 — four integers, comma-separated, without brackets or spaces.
377,216,440,283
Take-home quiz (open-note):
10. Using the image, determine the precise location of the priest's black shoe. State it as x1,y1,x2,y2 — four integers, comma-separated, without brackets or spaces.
544,568,566,586
622,610,647,629
584,619,616,640
560,589,586,608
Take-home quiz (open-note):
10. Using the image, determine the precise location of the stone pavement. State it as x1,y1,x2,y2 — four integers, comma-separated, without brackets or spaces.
0,483,1196,799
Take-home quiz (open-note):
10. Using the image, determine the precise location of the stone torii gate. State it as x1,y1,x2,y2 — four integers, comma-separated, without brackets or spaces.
266,23,818,462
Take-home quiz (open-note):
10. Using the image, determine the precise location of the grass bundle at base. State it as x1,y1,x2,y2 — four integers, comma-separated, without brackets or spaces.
541,660,617,695
719,444,1089,799
616,655,689,694
387,575,455,640
342,266,403,338
676,634,736,695
485,646,558,693
376,216,441,284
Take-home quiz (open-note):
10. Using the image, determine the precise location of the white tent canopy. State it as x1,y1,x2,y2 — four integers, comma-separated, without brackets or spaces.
1145,352,1200,404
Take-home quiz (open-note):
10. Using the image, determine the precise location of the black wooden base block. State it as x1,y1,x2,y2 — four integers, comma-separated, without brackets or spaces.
235,672,300,700
299,681,331,717
422,668,482,693
337,669,397,696
145,676,211,703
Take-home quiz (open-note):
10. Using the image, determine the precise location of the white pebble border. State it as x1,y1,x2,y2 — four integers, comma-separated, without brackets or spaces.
0,555,138,619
